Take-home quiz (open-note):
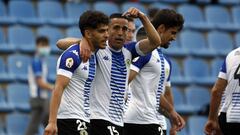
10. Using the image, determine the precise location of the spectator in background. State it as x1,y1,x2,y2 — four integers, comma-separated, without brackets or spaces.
125,18,136,43
26,36,54,135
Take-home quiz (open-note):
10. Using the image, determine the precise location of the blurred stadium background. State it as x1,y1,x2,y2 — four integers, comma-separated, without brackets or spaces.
0,0,240,134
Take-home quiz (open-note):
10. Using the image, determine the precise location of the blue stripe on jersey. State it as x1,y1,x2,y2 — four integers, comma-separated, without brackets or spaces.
132,53,151,69
32,57,42,77
124,42,139,58
229,92,240,120
220,59,227,73
58,44,81,73
109,51,127,122
164,55,172,82
156,49,165,110
83,55,96,118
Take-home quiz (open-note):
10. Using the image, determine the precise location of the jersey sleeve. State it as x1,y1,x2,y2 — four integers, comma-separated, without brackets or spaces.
218,58,227,80
165,56,172,87
31,58,42,78
130,54,151,73
57,48,81,79
124,42,145,59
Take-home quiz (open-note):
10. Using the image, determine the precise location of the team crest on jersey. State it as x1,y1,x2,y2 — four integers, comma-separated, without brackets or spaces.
66,58,74,68
126,59,131,67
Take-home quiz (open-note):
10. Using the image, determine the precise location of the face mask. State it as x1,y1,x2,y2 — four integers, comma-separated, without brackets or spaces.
38,47,51,57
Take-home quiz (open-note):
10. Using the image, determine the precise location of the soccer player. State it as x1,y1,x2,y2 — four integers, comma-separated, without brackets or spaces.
44,10,109,135
204,47,240,135
124,9,185,135
26,36,54,135
56,7,163,135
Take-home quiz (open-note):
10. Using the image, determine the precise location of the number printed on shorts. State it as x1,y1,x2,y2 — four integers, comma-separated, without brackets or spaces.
234,64,240,86
76,120,88,135
107,126,119,135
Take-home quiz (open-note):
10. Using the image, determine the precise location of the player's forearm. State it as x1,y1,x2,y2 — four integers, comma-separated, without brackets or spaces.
208,78,227,121
48,85,64,123
139,13,161,52
56,37,81,50
164,87,174,106
37,78,54,91
160,95,175,116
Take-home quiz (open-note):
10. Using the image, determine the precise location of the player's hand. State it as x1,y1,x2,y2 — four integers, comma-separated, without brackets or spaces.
80,37,91,63
44,122,58,135
122,7,145,19
204,119,222,135
169,111,185,131
169,126,177,135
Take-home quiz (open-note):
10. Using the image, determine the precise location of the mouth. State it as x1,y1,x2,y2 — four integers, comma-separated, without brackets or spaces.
115,38,124,42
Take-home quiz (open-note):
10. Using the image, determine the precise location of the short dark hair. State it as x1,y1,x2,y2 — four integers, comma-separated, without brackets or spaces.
110,13,129,21
36,36,49,45
151,9,184,31
79,10,109,36
148,7,159,19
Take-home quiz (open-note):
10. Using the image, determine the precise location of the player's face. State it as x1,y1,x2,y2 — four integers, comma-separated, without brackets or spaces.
160,26,179,49
90,24,109,49
108,18,128,50
125,21,136,43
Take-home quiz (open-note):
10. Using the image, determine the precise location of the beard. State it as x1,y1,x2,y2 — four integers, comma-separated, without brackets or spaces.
162,42,170,49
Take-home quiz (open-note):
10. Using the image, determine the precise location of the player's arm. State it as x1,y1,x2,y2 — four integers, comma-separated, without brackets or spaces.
56,37,80,50
123,8,161,55
204,78,227,135
44,75,70,135
159,95,185,131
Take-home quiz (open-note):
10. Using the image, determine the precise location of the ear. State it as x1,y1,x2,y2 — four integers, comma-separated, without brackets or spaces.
156,24,165,33
84,30,92,39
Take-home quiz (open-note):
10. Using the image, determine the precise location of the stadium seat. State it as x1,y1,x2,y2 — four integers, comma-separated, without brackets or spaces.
171,87,187,113
232,6,240,29
161,0,188,3
185,86,210,113
47,55,58,83
6,113,29,135
183,57,214,85
179,30,216,57
219,0,240,5
149,2,173,10
7,54,31,82
0,1,16,25
0,27,15,53
205,5,237,31
211,57,225,78
0,88,13,113
169,58,190,85
93,1,120,16
65,2,90,26
7,83,30,112
66,26,82,38
177,4,209,30
0,57,14,83
8,1,43,26
38,1,73,26
196,0,211,4
37,26,64,54
0,118,5,135
207,31,234,56
8,26,35,53
162,40,187,57
235,31,240,46
188,116,208,135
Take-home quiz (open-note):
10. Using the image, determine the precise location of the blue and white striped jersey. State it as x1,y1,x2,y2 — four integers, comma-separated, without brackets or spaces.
218,47,240,123
57,44,96,123
124,48,171,126
28,56,49,99
90,41,144,126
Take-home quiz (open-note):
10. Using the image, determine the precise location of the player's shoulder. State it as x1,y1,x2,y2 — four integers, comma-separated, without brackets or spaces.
60,44,81,66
